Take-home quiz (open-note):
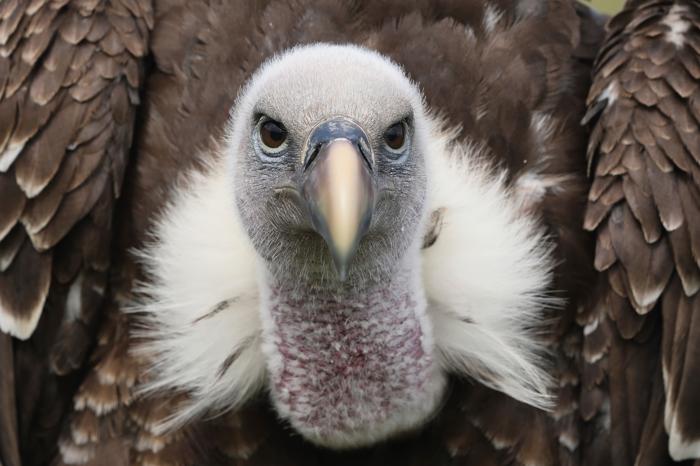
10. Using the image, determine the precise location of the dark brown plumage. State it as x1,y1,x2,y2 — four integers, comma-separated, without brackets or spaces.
0,0,149,464
0,0,697,465
581,1,700,465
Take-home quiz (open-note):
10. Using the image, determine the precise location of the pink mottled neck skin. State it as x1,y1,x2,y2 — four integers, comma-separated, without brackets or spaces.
259,264,446,449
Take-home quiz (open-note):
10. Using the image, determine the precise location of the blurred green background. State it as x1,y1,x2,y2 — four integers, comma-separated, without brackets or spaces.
586,0,625,14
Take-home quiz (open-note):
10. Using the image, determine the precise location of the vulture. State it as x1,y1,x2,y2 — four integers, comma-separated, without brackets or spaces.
0,0,699,465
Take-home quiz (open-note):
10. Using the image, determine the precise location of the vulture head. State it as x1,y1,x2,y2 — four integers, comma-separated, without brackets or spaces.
228,44,439,447
137,44,555,450
230,44,427,287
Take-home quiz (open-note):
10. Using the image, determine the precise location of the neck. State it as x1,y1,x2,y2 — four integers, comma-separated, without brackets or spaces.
258,249,446,449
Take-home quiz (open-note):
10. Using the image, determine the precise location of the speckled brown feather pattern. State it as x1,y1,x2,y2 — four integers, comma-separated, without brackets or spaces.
0,1,149,465
46,1,607,465
582,0,700,464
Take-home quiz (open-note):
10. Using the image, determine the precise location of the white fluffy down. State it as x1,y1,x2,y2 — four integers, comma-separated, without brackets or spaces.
130,159,266,432
423,128,557,410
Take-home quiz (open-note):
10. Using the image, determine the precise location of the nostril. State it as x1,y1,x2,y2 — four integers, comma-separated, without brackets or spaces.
304,143,322,171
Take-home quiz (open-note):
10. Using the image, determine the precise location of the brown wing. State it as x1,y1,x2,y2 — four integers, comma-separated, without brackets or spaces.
0,1,150,465
581,0,700,464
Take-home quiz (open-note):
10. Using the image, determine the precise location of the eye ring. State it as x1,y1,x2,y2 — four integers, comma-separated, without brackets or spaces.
257,117,288,155
383,121,408,154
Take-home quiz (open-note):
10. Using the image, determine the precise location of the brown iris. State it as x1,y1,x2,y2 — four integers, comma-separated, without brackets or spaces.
259,119,288,150
383,122,406,151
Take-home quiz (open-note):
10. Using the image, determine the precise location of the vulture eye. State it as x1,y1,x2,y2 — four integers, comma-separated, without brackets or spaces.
258,119,288,153
383,121,407,153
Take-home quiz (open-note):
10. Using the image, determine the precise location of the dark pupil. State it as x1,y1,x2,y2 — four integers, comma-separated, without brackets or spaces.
260,120,287,148
384,123,405,150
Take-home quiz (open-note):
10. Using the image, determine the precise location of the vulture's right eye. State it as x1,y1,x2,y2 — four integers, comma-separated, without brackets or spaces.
258,119,288,154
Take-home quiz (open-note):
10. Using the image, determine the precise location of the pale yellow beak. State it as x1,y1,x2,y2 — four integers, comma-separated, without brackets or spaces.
303,138,375,280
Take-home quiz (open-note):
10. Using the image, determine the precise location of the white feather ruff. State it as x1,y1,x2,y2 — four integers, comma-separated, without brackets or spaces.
129,160,266,431
131,127,557,431
422,126,557,410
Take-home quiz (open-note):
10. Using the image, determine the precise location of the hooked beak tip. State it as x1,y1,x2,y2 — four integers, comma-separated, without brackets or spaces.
327,239,360,282
335,260,349,282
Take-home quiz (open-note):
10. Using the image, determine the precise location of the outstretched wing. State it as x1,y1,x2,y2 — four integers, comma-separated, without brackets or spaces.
0,1,150,464
582,0,700,463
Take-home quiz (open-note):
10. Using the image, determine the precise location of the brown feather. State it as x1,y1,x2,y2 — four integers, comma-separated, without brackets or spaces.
621,173,662,242
0,333,20,466
29,38,75,106
0,240,51,337
669,223,700,295
0,88,17,157
608,289,647,339
5,91,56,167
0,172,25,241
28,155,109,251
633,363,672,466
14,99,83,199
608,204,673,313
670,292,700,447
20,154,76,236
19,10,59,65
0,227,24,273
58,8,93,45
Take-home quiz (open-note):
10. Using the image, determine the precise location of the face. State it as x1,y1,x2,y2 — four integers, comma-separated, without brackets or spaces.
229,45,429,286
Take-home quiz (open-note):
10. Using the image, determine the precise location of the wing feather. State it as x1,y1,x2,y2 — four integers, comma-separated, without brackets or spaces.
0,334,20,466
583,0,700,462
0,0,150,464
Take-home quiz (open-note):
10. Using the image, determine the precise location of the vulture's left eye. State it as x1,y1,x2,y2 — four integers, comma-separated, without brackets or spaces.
383,122,407,153
258,119,288,154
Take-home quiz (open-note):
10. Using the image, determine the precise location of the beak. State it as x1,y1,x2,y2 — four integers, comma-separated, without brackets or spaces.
302,122,375,281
